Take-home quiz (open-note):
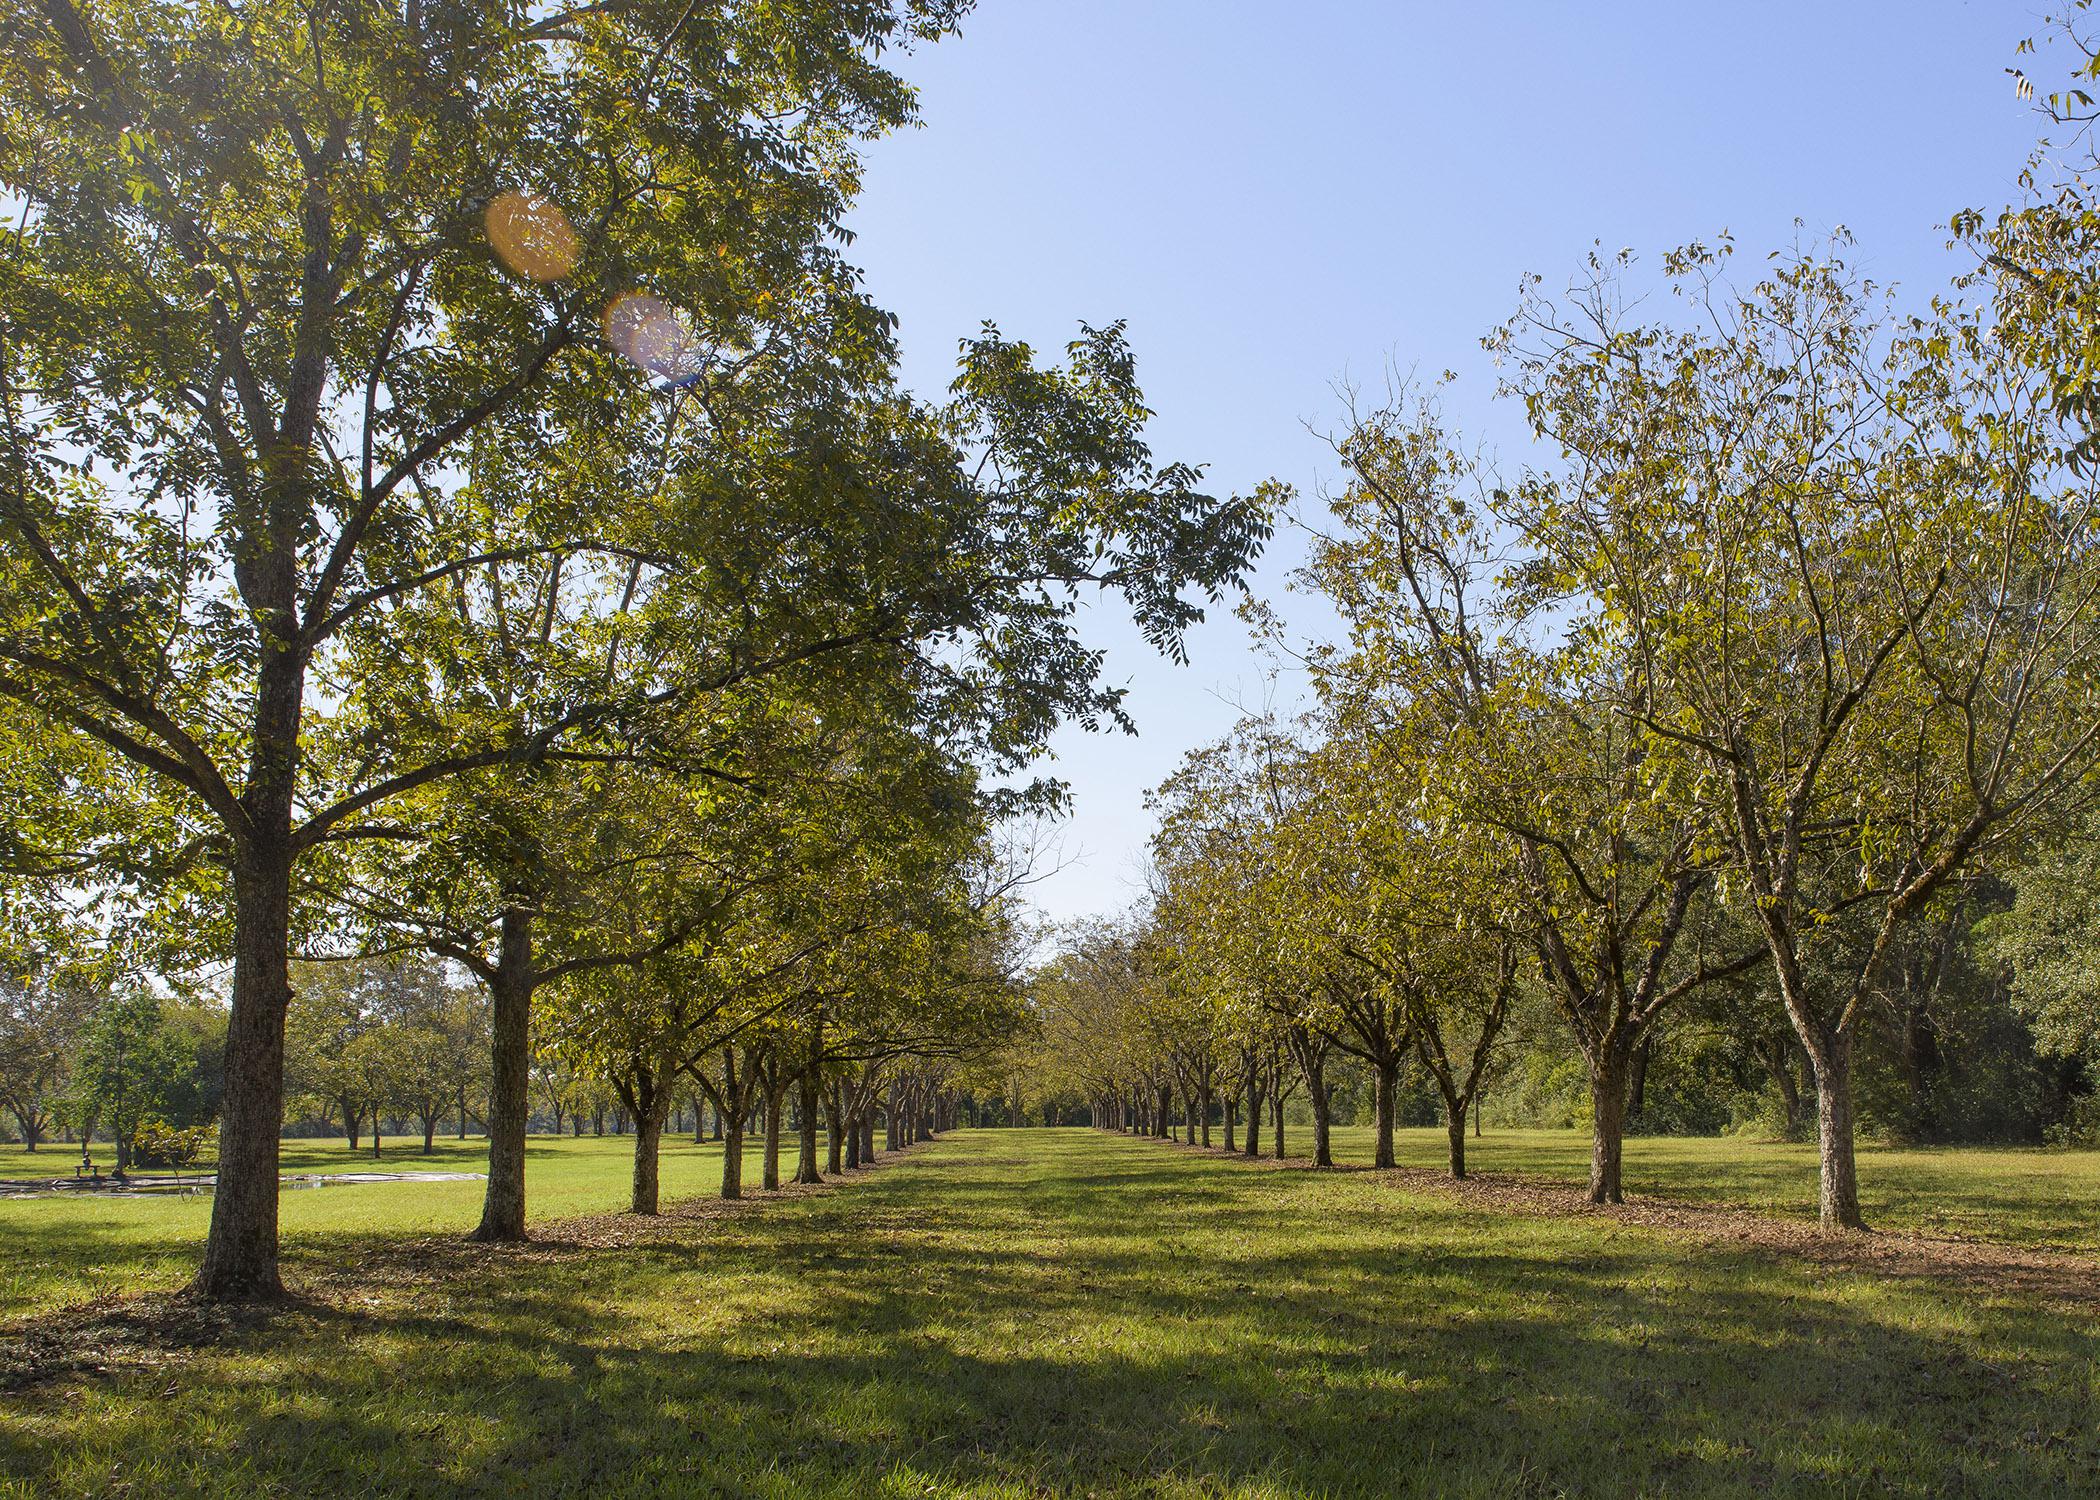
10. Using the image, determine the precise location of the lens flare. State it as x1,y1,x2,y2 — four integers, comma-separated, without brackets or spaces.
484,191,579,283
603,292,700,381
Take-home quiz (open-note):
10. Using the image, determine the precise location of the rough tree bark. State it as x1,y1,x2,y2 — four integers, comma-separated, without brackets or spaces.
471,907,535,1242
1588,1042,1630,1204
1372,1054,1398,1169
193,828,297,1301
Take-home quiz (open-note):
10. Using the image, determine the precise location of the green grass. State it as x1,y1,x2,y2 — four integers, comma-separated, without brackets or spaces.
2,1128,2096,1498
4,1125,2097,1324
1305,1126,2100,1255
0,1131,729,1320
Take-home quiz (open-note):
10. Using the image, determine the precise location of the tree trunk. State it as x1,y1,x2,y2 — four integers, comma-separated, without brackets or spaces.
763,1083,784,1190
1244,1076,1264,1158
630,1088,665,1215
1223,1096,1237,1153
861,1107,877,1163
718,1062,745,1201
1373,1055,1398,1169
422,1115,437,1155
1271,1090,1284,1160
825,1083,844,1176
1757,1035,1807,1140
341,1102,361,1152
1308,1053,1332,1169
1811,1033,1865,1230
194,836,296,1300
1589,1046,1629,1205
794,1076,821,1184
1444,1095,1466,1180
795,1020,823,1185
1627,1035,1652,1124
471,907,534,1243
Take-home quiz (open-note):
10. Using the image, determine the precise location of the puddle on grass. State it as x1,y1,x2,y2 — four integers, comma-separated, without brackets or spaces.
0,1171,486,1200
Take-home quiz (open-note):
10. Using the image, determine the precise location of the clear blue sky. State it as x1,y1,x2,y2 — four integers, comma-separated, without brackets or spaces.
845,0,2043,927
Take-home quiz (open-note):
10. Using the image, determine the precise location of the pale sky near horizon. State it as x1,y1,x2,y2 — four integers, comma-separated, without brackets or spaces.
844,1,2046,929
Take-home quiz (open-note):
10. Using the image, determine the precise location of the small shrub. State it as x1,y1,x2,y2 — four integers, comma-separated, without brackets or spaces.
131,1119,217,1172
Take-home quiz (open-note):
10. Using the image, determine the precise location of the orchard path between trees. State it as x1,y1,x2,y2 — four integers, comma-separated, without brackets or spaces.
3,1129,2097,1498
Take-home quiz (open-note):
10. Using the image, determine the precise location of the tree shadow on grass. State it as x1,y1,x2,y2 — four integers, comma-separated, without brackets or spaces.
3,1132,2097,1498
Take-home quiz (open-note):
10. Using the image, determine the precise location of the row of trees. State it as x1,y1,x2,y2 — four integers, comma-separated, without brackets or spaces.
1026,18,2100,1226
0,0,1269,1298
5,937,1014,1191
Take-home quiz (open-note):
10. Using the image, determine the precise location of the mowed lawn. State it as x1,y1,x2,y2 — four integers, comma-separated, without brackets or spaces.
0,1132,730,1320
2,1129,2097,1499
1308,1126,2100,1255
3,1126,2096,1322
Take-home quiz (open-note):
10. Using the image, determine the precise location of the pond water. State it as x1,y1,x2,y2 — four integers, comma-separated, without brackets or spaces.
0,1170,485,1199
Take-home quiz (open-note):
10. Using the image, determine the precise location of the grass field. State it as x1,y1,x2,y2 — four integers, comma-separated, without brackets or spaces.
4,1124,2098,1322
2,1127,2096,1498
0,1132,730,1320
1310,1126,2100,1254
